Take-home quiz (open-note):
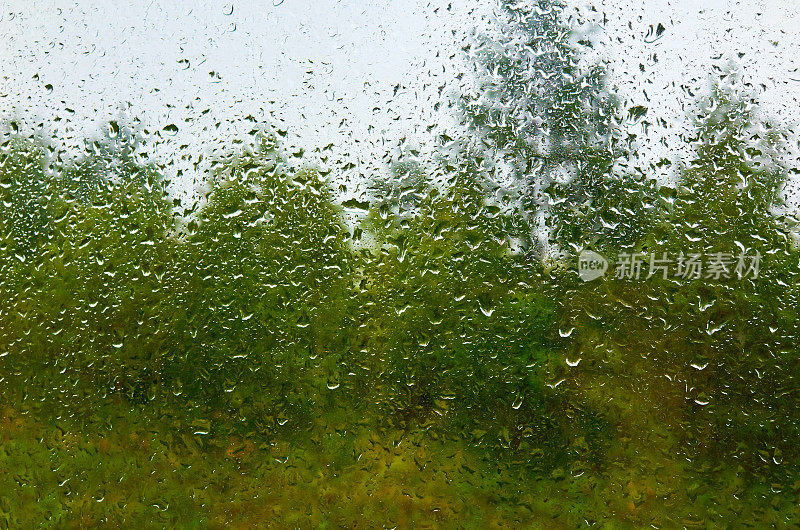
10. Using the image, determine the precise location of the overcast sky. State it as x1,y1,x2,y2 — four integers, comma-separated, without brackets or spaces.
2,0,799,206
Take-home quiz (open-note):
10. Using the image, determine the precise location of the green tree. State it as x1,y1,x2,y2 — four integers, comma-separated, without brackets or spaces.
0,126,50,259
358,159,583,461
655,79,800,489
550,75,800,522
167,135,356,434
459,0,646,254
0,121,178,413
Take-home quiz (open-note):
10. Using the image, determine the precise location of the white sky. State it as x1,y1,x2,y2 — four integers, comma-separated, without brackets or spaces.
1,0,799,207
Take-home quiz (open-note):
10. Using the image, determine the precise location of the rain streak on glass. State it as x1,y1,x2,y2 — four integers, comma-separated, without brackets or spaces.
0,0,799,526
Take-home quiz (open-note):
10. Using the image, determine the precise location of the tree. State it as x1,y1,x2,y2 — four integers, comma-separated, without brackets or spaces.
358,158,591,462
0,121,179,413
166,135,356,434
655,77,800,487
551,74,800,520
458,0,643,255
0,126,50,259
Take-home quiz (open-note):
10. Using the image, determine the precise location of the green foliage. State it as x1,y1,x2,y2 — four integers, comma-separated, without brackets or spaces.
0,125,177,413
359,162,585,462
551,75,800,519
654,81,800,485
460,0,630,254
164,136,357,433
0,130,49,258
0,60,798,528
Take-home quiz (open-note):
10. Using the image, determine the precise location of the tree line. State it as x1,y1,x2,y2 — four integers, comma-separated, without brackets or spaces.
0,0,797,523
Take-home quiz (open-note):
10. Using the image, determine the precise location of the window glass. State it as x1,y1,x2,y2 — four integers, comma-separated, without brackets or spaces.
1,0,798,526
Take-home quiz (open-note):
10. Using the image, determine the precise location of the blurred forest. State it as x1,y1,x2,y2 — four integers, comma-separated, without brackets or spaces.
0,0,798,527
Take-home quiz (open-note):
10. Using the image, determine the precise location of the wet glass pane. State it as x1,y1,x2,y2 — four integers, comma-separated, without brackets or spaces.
1,0,799,526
